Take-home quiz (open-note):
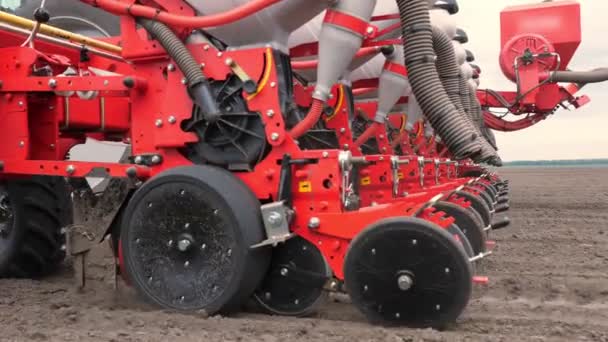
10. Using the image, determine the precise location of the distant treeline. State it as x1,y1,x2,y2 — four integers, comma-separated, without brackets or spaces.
504,159,608,167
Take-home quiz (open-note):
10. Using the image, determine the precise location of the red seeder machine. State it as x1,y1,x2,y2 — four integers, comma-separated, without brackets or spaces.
0,0,605,328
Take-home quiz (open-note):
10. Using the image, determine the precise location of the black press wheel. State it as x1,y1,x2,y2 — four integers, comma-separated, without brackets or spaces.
120,165,270,314
468,186,495,211
475,181,497,199
252,237,331,317
434,201,486,256
454,190,492,229
0,176,72,278
344,217,473,329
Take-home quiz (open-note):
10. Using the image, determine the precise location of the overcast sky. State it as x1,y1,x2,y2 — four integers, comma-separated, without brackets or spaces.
455,0,608,161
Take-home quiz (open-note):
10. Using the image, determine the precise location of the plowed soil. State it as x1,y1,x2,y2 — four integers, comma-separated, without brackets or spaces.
2,167,608,341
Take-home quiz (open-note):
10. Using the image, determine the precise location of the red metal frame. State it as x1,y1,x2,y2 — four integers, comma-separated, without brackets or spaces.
0,0,506,286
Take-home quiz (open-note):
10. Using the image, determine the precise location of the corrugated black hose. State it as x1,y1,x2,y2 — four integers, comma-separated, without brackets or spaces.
397,0,481,160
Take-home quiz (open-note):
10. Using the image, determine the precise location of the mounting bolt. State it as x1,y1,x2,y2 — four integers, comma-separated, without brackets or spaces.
134,156,143,165
184,260,190,268
168,116,177,124
66,165,76,175
126,167,137,178
266,110,275,118
200,62,206,69
343,144,349,150
181,78,187,85
224,58,234,67
18,141,25,148
308,217,320,229
167,64,175,72
48,79,57,88
217,52,223,58
270,82,276,88
18,101,24,107
267,212,283,227
366,26,374,35
270,133,280,141
322,151,329,158
155,119,163,128
339,128,346,133
151,155,162,165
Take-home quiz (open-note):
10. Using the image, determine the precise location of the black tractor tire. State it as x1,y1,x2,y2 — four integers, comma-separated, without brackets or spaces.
0,176,73,278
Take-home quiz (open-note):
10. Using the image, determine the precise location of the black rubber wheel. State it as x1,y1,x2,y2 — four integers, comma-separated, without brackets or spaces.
252,237,331,317
0,176,72,278
470,186,495,211
454,190,492,229
446,224,474,258
120,165,270,313
434,201,486,255
344,217,473,329
475,182,497,199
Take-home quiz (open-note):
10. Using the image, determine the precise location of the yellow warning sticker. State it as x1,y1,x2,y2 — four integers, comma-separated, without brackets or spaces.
361,176,371,186
298,181,312,193
398,172,404,180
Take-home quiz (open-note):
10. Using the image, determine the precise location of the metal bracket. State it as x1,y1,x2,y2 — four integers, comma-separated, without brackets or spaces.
251,201,295,249
390,156,409,197
469,250,493,262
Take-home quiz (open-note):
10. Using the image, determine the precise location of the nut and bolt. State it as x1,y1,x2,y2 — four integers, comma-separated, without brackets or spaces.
308,217,320,229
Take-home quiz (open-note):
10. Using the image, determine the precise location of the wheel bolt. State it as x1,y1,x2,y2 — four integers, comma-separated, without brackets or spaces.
280,268,289,276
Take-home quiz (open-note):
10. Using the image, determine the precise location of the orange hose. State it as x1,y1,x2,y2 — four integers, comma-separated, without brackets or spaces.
289,99,324,139
84,0,283,28
355,122,382,147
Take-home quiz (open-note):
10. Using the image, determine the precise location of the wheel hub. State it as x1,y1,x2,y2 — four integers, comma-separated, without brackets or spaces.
396,273,414,291
176,233,194,252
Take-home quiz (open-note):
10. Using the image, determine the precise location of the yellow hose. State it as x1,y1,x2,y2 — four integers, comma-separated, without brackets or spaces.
0,10,122,54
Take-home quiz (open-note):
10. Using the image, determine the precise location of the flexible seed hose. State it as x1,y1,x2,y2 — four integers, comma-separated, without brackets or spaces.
396,0,481,160
289,99,324,139
355,122,382,147
137,18,220,121
432,26,465,113
431,25,497,163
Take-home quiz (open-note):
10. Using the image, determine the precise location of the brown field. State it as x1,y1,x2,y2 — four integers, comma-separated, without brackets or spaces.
1,167,608,341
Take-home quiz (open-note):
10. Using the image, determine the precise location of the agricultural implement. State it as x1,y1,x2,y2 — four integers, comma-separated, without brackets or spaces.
0,0,603,329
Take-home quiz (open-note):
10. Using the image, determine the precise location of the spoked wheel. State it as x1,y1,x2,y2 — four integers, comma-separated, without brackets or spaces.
120,166,270,313
252,237,331,317
454,191,492,230
434,201,486,255
344,217,473,329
